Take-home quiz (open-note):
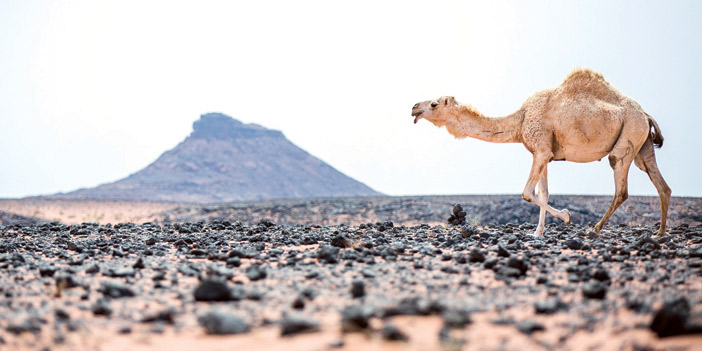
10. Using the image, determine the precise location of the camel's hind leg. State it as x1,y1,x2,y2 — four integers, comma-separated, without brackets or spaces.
593,139,639,234
634,138,671,238
522,153,571,233
534,169,549,237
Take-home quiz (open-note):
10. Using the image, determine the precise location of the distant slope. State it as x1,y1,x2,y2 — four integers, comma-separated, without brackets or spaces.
56,113,379,202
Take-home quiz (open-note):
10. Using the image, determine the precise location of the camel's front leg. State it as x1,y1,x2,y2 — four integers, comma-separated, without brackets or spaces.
522,153,571,234
534,168,549,237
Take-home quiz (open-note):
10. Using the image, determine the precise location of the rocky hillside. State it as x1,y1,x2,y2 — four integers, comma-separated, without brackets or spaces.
56,113,379,202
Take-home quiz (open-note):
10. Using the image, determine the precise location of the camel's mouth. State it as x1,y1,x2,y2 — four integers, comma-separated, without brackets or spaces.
412,110,423,124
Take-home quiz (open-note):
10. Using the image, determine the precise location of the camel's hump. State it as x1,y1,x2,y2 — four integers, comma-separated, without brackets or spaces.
558,68,622,102
563,68,605,84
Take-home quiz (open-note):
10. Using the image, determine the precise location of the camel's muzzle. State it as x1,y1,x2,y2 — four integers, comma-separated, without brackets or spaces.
412,110,423,124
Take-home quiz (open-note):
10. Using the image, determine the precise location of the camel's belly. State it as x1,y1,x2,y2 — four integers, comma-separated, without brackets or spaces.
554,149,609,163
550,103,624,163
552,130,619,162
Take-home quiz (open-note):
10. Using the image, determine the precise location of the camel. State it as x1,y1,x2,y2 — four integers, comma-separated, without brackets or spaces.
411,68,670,237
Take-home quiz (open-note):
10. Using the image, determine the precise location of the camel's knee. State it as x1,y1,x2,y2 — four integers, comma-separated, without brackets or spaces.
522,190,535,203
619,191,628,203
608,154,619,169
610,193,627,207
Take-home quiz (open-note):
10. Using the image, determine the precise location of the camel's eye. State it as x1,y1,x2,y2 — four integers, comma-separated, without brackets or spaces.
430,102,438,108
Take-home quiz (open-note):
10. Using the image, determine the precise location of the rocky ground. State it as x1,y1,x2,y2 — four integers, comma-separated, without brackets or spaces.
3,195,701,228
1,197,702,350
157,195,702,228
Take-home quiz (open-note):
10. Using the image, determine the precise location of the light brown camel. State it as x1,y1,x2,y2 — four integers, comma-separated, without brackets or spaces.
411,68,670,237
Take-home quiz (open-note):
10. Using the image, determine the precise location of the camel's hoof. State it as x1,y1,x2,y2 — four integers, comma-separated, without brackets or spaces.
531,231,545,238
562,209,571,225
652,232,665,239
586,230,599,240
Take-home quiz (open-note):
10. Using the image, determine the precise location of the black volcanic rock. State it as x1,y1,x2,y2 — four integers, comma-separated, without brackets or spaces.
56,113,379,202
194,280,234,302
198,311,251,335
650,297,691,337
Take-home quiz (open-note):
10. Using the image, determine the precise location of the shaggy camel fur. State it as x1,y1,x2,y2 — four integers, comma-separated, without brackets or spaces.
412,68,670,237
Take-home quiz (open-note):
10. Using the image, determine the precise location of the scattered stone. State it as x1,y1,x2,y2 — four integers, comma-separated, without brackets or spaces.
381,323,409,341
6,316,42,335
442,309,472,328
331,233,353,248
317,245,340,264
92,299,112,316
565,239,583,250
351,280,365,298
246,264,267,281
582,281,607,299
361,269,376,278
497,245,511,257
55,309,70,321
461,225,476,238
506,256,528,276
85,264,100,274
55,274,80,290
650,297,690,337
468,248,485,263
534,299,564,315
104,267,136,278
100,281,136,298
517,320,545,335
198,311,250,335
39,266,57,277
292,295,305,309
141,309,176,324
194,279,234,302
593,268,610,282
133,257,145,269
280,313,320,336
341,305,374,332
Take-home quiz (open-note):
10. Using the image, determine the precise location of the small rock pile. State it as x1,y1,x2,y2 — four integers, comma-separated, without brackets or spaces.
447,204,467,226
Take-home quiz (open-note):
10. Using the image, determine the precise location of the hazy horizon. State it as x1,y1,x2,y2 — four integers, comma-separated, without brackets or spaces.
2,1,701,199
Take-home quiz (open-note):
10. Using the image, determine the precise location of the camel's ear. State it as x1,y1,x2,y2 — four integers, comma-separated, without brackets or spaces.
446,96,456,105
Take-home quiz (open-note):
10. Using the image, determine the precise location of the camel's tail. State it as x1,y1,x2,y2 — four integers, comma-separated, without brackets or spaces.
646,113,664,148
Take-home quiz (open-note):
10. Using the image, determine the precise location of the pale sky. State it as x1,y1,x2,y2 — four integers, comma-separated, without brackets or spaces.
1,1,701,198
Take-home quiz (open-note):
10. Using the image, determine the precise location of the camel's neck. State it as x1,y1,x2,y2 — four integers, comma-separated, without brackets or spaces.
444,105,524,143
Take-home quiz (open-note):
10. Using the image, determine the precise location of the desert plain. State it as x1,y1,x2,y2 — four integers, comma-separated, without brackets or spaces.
0,195,701,351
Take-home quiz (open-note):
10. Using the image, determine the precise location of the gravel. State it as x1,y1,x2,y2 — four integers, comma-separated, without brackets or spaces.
0,204,701,349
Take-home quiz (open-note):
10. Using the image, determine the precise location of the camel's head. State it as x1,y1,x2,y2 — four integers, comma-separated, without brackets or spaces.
411,96,458,126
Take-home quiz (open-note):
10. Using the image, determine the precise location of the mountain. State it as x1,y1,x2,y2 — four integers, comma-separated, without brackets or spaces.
57,113,380,202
